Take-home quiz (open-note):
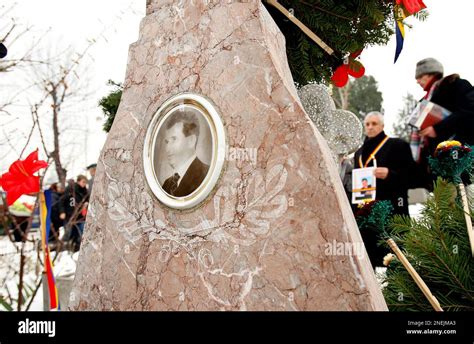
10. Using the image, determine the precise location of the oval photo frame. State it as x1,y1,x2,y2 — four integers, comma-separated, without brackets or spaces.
143,93,226,210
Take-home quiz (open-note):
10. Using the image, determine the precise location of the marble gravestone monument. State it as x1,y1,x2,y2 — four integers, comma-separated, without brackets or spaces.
69,0,387,311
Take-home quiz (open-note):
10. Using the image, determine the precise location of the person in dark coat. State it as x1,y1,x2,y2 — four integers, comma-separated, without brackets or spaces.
416,58,474,187
339,156,353,202
49,183,65,243
86,163,97,195
354,112,419,268
355,112,419,215
59,175,89,251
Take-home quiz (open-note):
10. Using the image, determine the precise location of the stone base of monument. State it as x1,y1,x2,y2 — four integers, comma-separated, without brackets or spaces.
69,0,387,311
56,276,74,310
41,251,76,310
42,276,74,311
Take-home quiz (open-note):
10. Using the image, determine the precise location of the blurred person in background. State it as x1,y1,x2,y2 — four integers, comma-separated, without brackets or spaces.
59,175,89,252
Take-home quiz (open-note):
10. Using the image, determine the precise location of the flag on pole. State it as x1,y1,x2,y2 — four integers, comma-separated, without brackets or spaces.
0,150,55,309
394,6,407,63
40,190,60,311
394,1,427,63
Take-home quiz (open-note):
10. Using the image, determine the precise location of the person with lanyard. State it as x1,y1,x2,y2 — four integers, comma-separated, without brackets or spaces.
353,112,419,268
354,112,418,215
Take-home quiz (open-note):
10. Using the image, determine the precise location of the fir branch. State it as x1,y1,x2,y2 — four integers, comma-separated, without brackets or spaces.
299,1,353,20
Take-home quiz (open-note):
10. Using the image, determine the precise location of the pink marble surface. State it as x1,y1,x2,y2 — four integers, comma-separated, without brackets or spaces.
69,0,387,311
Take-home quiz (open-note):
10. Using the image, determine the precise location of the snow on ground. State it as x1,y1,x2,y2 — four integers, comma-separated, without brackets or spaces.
0,232,78,311
0,233,40,311
409,203,425,220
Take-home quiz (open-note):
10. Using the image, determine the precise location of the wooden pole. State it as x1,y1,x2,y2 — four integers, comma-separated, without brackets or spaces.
387,238,443,312
265,0,334,55
458,183,474,257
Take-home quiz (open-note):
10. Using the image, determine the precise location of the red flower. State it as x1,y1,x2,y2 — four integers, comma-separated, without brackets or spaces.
396,0,426,15
0,150,48,205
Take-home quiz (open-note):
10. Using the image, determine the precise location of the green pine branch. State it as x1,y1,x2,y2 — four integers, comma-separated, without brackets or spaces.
383,179,474,311
263,0,411,85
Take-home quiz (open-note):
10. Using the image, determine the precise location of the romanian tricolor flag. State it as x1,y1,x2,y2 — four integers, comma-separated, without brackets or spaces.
394,6,408,63
40,190,60,311
0,150,55,309
394,0,427,63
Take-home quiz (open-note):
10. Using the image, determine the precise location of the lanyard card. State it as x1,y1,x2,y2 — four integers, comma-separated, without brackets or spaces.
352,167,376,204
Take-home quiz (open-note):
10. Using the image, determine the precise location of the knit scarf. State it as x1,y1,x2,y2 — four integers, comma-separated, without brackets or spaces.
423,75,442,100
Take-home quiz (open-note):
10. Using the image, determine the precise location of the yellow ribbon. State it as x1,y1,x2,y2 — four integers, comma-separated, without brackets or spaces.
358,136,389,168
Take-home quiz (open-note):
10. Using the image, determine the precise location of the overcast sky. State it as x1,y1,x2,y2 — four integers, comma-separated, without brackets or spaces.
1,0,473,179
0,0,144,179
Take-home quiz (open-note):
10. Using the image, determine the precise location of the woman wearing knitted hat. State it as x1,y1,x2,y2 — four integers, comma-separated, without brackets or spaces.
415,57,474,188
417,58,474,144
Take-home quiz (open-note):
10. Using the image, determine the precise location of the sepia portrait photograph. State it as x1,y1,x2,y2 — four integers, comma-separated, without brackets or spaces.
154,106,211,197
143,93,226,210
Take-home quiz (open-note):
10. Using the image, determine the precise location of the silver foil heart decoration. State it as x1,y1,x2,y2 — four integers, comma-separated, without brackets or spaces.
298,83,363,158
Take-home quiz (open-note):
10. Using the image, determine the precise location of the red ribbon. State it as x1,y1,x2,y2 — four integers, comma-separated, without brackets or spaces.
331,50,366,88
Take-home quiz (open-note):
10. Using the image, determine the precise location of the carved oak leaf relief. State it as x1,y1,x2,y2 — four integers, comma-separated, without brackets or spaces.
99,162,290,309
102,163,288,247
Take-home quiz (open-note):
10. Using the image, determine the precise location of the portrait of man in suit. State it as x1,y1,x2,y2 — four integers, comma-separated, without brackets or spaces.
354,176,375,201
160,111,210,197
358,178,373,198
